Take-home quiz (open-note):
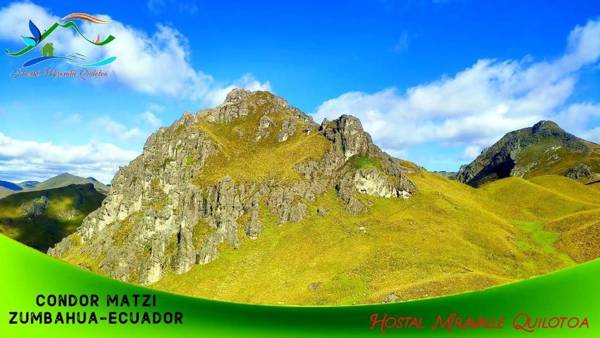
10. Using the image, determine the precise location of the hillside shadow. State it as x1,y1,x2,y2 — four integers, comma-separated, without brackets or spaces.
0,184,106,252
0,215,76,252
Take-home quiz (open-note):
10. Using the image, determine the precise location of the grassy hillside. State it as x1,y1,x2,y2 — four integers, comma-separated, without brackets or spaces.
477,177,596,221
545,209,600,263
153,173,600,305
587,181,600,191
0,184,105,252
528,175,600,204
0,187,12,199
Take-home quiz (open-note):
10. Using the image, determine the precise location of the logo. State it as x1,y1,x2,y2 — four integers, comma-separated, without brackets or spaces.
4,12,117,68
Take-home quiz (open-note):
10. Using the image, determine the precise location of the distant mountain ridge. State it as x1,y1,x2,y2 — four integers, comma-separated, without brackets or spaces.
19,181,40,189
0,180,23,192
457,120,600,187
30,173,110,194
0,174,109,199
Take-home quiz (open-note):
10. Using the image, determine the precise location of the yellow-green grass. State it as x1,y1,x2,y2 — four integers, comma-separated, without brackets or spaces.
554,221,600,263
194,102,331,185
0,184,105,252
153,172,597,305
544,209,600,263
0,187,12,199
348,155,381,170
58,233,104,273
477,176,598,221
546,209,600,232
528,175,600,205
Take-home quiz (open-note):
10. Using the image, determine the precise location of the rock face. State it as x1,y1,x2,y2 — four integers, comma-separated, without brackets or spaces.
565,163,593,180
457,120,600,187
23,195,48,218
49,89,417,285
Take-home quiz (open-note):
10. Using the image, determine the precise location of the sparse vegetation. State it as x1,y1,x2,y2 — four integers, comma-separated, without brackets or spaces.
194,97,331,185
192,220,212,248
112,212,141,245
348,155,379,170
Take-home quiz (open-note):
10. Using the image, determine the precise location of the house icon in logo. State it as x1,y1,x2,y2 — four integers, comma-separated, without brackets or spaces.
42,42,54,57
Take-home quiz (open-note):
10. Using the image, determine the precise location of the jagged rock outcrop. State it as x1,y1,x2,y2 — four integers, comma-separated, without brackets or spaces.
23,195,48,218
565,163,593,180
49,89,417,285
320,115,371,159
457,120,600,187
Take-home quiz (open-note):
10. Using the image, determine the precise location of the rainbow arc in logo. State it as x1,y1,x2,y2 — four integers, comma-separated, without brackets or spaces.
4,12,117,68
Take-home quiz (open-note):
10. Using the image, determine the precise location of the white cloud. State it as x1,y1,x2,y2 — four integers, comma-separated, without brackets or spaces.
202,74,272,107
554,102,600,135
0,2,56,40
141,111,162,128
0,132,138,183
463,145,482,160
94,116,142,140
315,18,600,164
0,1,268,106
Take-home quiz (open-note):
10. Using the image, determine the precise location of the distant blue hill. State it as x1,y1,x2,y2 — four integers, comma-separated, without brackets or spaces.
0,180,22,191
18,181,40,189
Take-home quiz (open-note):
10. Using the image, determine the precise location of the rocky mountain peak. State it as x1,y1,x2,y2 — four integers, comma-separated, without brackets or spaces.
320,115,373,159
457,120,599,187
49,89,417,285
531,120,561,133
202,89,311,125
224,87,251,103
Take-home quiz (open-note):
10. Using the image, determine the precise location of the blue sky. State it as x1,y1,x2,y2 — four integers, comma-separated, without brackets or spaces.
0,0,599,183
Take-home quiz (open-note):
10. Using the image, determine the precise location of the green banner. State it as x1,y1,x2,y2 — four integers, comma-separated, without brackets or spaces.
1,234,598,337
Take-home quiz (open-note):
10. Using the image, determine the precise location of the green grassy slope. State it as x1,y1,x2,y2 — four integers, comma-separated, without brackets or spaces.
478,176,597,221
528,175,600,204
0,184,105,252
545,209,600,263
153,173,600,305
3,233,600,338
